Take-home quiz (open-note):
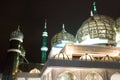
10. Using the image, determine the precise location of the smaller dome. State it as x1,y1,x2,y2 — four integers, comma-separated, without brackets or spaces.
53,47,70,60
79,53,95,61
10,26,24,42
29,68,41,74
101,55,116,62
54,52,69,60
51,24,74,47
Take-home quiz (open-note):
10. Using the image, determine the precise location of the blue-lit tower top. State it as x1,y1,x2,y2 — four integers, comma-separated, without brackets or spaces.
90,2,97,17
10,26,24,43
41,20,48,64
93,2,97,14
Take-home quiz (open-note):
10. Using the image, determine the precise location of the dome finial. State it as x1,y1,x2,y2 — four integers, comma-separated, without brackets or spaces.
90,10,94,17
62,24,66,32
93,2,97,14
44,19,47,29
62,24,65,29
17,25,20,31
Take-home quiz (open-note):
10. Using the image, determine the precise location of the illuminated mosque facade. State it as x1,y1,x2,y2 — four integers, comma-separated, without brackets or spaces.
1,2,120,80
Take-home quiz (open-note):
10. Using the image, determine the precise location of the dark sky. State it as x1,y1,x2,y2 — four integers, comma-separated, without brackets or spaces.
0,0,120,71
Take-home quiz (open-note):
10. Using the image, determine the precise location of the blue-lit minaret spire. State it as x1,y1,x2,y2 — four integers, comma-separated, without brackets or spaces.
41,19,48,64
90,2,97,17
93,2,97,14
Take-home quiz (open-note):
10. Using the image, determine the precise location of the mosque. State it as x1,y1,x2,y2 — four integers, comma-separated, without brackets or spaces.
1,2,120,80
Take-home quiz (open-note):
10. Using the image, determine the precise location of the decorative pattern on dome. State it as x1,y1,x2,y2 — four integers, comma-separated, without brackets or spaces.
79,53,95,61
76,14,116,45
10,26,24,42
51,24,74,47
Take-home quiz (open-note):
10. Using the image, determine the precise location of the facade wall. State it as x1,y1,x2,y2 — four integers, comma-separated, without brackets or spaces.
48,68,120,80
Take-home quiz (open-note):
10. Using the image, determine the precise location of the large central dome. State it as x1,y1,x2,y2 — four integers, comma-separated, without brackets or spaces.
76,14,116,45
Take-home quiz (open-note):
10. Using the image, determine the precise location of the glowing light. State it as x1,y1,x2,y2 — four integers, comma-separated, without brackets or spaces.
79,38,108,45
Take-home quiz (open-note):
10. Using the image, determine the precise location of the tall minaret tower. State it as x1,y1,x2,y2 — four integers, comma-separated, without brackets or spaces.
40,20,48,65
3,26,24,80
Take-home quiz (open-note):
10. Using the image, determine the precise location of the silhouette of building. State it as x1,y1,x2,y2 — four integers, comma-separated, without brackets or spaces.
1,2,120,80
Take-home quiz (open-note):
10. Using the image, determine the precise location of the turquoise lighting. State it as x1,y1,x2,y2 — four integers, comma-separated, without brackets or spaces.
93,2,97,13
41,20,48,64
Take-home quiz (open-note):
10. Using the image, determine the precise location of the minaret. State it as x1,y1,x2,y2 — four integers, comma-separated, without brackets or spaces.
41,20,48,65
3,26,24,80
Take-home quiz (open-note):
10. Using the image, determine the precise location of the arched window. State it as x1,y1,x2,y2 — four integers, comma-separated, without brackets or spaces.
111,72,120,80
85,71,103,80
57,71,78,80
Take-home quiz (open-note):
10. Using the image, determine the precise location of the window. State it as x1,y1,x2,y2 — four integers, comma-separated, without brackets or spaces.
85,71,103,80
111,72,120,80
57,71,78,80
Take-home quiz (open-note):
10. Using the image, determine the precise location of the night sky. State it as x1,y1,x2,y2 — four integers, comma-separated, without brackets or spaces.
0,0,120,72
